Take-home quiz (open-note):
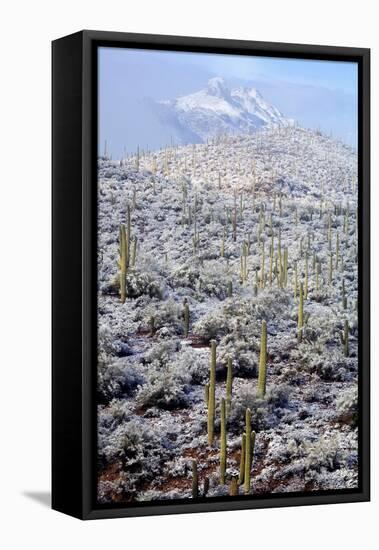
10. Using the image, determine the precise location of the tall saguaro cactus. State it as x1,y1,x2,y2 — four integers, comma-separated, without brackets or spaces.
207,340,217,445
220,398,227,484
183,299,190,337
229,476,239,496
244,409,252,494
257,320,268,396
118,223,127,303
298,282,304,342
343,320,349,357
238,433,246,485
226,357,233,414
126,204,131,269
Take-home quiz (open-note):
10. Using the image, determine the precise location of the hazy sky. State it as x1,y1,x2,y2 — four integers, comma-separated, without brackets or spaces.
98,47,358,158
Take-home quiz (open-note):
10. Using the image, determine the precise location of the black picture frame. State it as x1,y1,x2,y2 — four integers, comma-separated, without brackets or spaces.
52,30,370,520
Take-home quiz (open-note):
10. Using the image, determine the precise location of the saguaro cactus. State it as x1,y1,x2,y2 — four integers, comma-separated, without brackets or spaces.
298,282,304,342
238,433,246,485
342,279,347,309
304,254,309,299
329,253,333,284
343,320,349,357
192,460,198,498
221,228,225,258
220,398,227,484
244,409,252,494
294,260,298,299
269,239,274,286
257,320,267,396
226,357,233,414
229,476,239,496
207,340,217,445
183,299,190,337
204,383,210,407
131,235,137,267
260,243,265,289
118,223,127,303
227,280,233,298
126,204,131,269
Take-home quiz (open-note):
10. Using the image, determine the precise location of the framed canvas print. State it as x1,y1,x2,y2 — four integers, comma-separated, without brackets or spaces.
52,30,370,520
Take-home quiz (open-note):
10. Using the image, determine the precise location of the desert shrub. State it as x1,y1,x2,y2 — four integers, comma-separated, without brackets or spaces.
143,339,180,367
100,273,120,295
301,437,349,472
196,260,230,298
98,323,118,357
135,361,191,410
193,309,231,342
98,418,174,500
291,342,355,381
270,431,357,477
125,269,164,298
253,288,291,322
97,360,144,404
336,386,358,426
174,347,209,385
170,261,200,290
139,299,184,334
218,340,258,378
227,384,290,433
101,268,163,299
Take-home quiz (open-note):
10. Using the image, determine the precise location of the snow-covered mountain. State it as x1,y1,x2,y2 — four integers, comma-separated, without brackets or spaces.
154,77,294,143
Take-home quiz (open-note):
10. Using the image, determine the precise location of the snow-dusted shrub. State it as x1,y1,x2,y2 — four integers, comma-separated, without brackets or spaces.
170,261,201,290
174,347,209,385
253,288,291,322
266,384,291,408
97,361,144,404
98,323,118,357
135,361,191,410
196,260,230,298
301,437,349,472
101,268,164,299
336,386,358,426
100,273,120,295
291,342,355,381
143,339,180,367
98,418,173,501
125,269,164,298
218,340,258,378
139,299,184,334
193,308,231,343
227,384,290,433
98,474,128,504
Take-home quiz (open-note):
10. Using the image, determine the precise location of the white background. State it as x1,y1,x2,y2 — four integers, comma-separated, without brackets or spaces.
0,0,376,548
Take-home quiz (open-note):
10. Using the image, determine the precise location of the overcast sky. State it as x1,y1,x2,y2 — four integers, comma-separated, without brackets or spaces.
98,46,358,158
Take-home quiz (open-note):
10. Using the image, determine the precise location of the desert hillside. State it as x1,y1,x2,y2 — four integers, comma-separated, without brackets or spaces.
97,126,358,504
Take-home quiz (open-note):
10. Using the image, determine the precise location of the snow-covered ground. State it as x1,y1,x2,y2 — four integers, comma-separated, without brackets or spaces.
97,126,358,504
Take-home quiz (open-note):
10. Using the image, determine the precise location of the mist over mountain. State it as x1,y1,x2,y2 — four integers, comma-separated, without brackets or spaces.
151,77,294,144
98,48,357,157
